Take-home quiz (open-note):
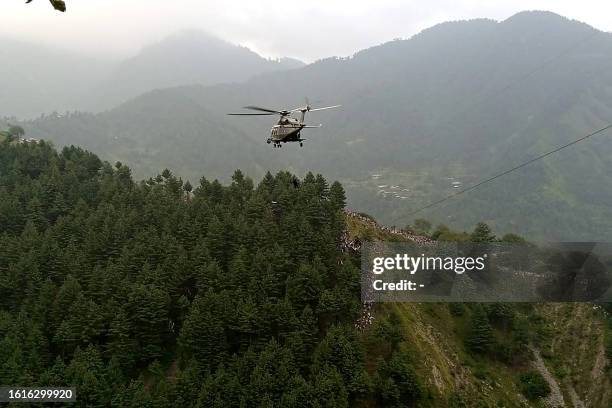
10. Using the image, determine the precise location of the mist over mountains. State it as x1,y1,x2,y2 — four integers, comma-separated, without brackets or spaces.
7,10,612,240
0,30,304,118
96,30,305,110
0,37,112,118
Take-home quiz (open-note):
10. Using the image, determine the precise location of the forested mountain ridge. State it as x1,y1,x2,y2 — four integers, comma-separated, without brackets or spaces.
0,138,373,407
16,11,612,240
2,136,610,406
94,30,306,110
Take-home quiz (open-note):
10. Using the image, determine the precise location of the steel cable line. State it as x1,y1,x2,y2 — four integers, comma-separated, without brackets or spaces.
403,29,604,217
407,123,612,216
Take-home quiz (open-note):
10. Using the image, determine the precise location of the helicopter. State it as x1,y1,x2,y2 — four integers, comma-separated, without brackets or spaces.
228,100,340,148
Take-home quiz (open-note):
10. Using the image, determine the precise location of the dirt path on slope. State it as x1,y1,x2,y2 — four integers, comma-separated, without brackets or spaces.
531,347,566,408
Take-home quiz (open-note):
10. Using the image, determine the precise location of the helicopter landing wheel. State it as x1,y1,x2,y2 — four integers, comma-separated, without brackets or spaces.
267,139,271,144
299,142,303,147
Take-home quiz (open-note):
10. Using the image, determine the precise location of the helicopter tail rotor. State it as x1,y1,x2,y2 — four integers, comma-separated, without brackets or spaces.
308,104,341,112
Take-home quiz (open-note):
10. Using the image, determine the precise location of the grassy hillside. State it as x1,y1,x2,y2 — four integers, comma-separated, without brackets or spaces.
535,303,611,406
346,213,611,407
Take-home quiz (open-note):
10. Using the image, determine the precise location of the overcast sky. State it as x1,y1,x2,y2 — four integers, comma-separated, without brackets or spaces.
1,0,611,62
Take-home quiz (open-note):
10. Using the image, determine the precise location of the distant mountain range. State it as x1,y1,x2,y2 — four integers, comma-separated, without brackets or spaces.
0,30,304,118
8,11,612,240
95,30,305,110
0,37,112,118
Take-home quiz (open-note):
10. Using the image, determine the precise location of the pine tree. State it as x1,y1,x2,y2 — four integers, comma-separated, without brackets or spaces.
127,284,170,363
179,292,228,369
465,306,494,354
315,174,330,198
206,216,227,267
470,222,496,242
329,181,347,211
106,309,137,371
311,367,349,408
279,375,314,407
286,263,323,310
65,345,110,407
312,325,366,395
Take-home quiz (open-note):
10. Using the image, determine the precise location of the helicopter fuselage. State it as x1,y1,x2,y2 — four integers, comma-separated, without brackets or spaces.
267,117,305,146
228,101,339,148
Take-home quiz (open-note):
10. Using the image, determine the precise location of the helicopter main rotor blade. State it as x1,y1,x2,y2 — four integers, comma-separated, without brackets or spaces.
308,105,341,112
227,113,277,116
229,103,339,116
243,106,285,114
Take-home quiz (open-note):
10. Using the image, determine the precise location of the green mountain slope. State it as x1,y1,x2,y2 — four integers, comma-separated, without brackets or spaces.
345,213,612,407
9,92,271,181
16,11,612,240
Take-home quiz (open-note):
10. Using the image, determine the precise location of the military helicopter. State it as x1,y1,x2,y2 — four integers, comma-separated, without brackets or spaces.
228,99,340,148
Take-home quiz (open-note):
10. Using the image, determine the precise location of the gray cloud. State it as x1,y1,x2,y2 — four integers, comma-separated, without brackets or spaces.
1,0,610,61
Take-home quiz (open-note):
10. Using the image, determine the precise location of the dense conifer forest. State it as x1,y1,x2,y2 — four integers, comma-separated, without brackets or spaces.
0,138,418,407
1,138,610,406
